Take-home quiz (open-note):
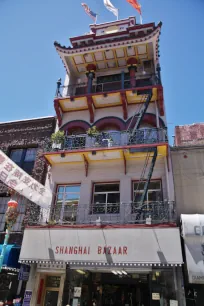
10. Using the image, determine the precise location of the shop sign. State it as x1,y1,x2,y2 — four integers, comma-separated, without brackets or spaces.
46,276,60,288
74,287,82,297
170,300,178,306
0,150,52,209
22,290,32,306
152,293,160,300
181,214,204,284
20,227,183,265
18,264,30,281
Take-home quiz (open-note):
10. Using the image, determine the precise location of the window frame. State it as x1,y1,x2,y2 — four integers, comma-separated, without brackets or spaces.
92,182,120,214
54,184,81,223
132,179,163,204
9,147,38,175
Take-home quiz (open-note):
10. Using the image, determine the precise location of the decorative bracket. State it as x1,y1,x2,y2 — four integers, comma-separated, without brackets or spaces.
120,92,128,120
87,96,94,124
123,151,127,175
83,154,89,177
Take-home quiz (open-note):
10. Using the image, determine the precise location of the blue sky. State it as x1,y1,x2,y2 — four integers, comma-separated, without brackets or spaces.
0,0,204,139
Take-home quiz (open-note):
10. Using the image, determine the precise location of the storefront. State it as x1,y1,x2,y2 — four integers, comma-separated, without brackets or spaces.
19,226,184,306
181,214,204,306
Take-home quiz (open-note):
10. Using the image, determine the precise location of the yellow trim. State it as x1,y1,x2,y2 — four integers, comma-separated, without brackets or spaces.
126,88,157,104
70,43,150,75
59,97,88,112
92,92,122,108
45,145,167,165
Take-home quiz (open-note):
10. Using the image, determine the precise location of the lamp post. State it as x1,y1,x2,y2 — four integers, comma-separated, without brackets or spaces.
0,199,19,272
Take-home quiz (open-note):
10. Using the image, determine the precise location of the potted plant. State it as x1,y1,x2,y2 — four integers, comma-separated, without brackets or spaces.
51,130,65,150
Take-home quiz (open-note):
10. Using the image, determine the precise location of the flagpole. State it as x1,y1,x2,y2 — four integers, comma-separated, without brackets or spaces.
95,14,98,24
140,14,143,24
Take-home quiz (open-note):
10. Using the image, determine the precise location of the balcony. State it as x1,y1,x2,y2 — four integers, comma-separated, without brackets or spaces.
57,77,158,98
46,128,167,152
26,201,176,226
54,76,164,121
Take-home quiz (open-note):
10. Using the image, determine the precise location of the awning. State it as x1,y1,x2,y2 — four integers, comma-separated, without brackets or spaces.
0,245,21,271
181,214,204,284
20,227,183,267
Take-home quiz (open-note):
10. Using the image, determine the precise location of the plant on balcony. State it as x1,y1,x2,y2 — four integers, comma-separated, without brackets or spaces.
51,130,65,149
86,126,99,138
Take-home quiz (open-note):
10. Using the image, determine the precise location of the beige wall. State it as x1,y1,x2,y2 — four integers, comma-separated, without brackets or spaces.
171,147,204,216
45,155,174,224
61,103,158,128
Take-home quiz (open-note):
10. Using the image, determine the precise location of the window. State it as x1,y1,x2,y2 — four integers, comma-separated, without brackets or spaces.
133,180,162,203
92,183,120,214
54,185,81,223
10,148,37,175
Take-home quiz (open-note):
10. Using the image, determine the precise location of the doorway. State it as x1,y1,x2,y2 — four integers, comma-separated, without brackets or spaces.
43,275,61,306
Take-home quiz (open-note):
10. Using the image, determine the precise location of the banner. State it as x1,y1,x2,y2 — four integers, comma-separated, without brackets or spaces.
181,214,204,284
0,150,52,209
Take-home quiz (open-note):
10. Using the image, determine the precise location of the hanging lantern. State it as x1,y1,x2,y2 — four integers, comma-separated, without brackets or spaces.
5,200,19,230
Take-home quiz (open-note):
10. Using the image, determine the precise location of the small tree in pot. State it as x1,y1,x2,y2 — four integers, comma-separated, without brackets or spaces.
86,126,100,146
51,130,65,150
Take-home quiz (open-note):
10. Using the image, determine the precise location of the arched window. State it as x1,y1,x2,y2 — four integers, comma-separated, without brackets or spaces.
100,125,121,146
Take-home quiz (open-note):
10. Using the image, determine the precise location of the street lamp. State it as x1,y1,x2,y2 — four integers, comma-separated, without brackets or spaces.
0,199,19,272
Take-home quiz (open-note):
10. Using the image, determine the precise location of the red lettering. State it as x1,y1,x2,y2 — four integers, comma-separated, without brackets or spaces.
4,162,14,172
64,247,68,254
83,247,87,254
118,247,122,255
98,246,102,254
69,247,73,254
0,154,6,164
74,247,78,254
108,247,111,254
123,247,128,255
55,247,59,254
0,171,8,182
7,179,18,189
60,246,64,254
78,247,82,254
113,247,117,255
13,169,23,180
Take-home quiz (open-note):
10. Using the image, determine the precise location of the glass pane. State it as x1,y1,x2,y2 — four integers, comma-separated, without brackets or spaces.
22,161,35,175
133,192,145,203
133,182,145,191
57,186,65,193
148,181,161,190
44,290,59,306
57,193,63,201
95,184,119,193
148,191,162,201
65,193,80,204
25,148,37,161
107,193,120,203
65,185,80,193
94,194,106,203
10,149,23,163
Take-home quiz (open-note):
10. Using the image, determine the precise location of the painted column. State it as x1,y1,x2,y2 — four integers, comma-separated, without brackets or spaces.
127,58,138,88
86,64,96,94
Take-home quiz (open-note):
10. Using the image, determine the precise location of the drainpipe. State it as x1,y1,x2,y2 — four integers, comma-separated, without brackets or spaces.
86,64,96,94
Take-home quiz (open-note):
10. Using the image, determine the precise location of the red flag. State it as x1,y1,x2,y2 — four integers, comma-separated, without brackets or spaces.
126,0,142,15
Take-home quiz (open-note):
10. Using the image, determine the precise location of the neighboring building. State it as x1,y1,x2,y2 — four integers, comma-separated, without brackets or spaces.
172,123,204,306
20,17,184,306
0,116,56,302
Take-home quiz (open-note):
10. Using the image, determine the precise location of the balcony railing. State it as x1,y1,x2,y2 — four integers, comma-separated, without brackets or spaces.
56,76,159,98
45,129,167,152
26,201,176,226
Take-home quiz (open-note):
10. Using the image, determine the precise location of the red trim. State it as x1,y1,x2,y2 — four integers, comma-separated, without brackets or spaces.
123,151,127,175
87,96,94,123
37,279,44,304
83,154,89,177
61,120,90,133
157,86,164,116
26,223,177,229
95,117,125,131
44,143,168,157
54,99,62,126
120,92,128,120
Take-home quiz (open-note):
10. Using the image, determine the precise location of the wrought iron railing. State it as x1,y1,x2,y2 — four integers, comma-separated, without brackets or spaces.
45,128,167,152
26,201,176,226
56,76,159,98
0,200,176,230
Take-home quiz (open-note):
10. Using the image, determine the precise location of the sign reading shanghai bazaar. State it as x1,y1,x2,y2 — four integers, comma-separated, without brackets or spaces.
0,150,52,209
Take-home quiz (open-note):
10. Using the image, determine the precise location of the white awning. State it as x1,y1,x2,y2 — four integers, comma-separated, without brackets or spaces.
20,227,183,266
181,214,204,284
